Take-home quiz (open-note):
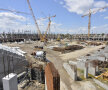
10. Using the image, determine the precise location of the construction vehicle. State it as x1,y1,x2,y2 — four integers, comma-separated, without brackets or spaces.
82,5,108,38
56,34,61,41
95,71,108,81
27,0,56,43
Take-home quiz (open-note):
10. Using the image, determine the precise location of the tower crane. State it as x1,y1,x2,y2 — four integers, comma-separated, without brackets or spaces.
41,15,56,42
27,0,56,42
27,0,42,40
82,5,108,38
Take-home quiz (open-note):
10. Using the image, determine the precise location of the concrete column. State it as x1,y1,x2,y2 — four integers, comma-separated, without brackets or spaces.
2,73,18,90
63,63,77,81
96,66,99,72
89,66,96,76
45,76,47,90
84,66,88,78
73,65,77,81
88,61,97,76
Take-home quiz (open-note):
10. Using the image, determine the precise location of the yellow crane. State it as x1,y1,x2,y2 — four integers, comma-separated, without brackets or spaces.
27,0,42,39
41,15,56,42
82,6,108,38
56,34,61,41
27,0,56,42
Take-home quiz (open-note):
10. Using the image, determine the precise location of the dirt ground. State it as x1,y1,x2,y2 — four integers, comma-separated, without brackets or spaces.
60,45,105,61
3,41,105,90
46,46,104,90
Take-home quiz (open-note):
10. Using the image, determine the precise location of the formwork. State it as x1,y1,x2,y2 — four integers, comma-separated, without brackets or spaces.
45,62,60,90
31,67,45,84
0,45,28,89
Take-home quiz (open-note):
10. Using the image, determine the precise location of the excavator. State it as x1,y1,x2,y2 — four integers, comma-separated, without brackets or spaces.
27,0,56,43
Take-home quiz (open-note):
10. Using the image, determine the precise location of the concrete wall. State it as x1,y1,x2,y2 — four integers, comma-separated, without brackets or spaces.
77,60,85,70
0,46,28,88
88,65,96,76
63,63,77,81
93,79,108,90
45,62,60,90
69,61,77,65
77,60,97,76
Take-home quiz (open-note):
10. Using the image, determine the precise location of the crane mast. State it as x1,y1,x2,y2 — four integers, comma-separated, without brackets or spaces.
27,0,56,42
43,15,56,41
44,18,51,38
27,0,42,38
82,6,108,38
88,9,91,38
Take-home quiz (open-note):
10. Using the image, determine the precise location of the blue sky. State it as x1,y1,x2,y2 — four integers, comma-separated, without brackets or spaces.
0,0,108,34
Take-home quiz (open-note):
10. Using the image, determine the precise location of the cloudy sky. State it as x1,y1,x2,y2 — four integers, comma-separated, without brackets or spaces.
0,0,108,34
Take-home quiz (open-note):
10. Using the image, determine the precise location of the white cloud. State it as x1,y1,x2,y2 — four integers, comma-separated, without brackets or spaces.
0,12,26,21
92,24,108,33
63,0,108,15
54,0,57,2
94,1,107,8
60,1,64,5
104,16,108,19
61,24,108,34
0,12,28,33
0,12,107,34
67,27,87,34
0,12,62,34
64,0,94,14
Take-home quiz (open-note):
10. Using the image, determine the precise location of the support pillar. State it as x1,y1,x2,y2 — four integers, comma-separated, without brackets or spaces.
84,62,88,78
84,66,88,78
2,73,18,90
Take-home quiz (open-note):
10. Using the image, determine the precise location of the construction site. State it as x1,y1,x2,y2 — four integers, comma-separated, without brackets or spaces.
0,0,108,90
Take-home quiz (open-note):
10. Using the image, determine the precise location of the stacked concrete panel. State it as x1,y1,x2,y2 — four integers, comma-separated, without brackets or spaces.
45,62,60,90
